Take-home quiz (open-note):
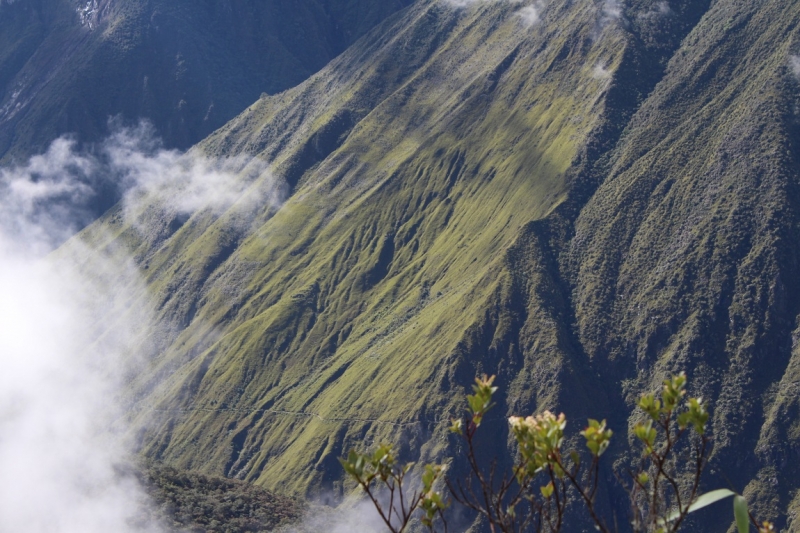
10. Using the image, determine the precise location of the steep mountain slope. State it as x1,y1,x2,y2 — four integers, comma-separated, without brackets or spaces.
105,0,635,496
569,0,800,525
0,0,410,163
73,0,800,528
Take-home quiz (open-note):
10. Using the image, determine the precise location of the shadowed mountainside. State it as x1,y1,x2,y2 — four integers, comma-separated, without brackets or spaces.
72,0,800,529
0,0,411,163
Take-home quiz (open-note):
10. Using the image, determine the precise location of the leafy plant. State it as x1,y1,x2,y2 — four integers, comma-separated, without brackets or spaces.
339,444,449,532
342,373,776,532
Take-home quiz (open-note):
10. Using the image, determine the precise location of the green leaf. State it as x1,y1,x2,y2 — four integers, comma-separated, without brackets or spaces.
691,489,737,513
677,411,691,430
570,451,581,468
339,457,354,476
734,495,750,533
662,489,736,523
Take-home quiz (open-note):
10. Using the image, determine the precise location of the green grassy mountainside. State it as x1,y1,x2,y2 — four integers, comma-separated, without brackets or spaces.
0,0,410,163
74,0,800,529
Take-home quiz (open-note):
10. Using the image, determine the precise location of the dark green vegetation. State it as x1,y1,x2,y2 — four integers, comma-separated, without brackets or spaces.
0,0,410,163
139,463,303,532
344,374,760,533
70,0,800,529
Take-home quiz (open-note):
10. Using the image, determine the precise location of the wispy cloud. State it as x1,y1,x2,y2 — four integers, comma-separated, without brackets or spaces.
0,138,98,253
595,0,624,34
603,0,622,20
105,124,281,236
790,55,800,79
442,0,497,7
279,476,461,533
592,60,612,80
516,2,544,27
0,122,281,250
440,0,525,10
637,0,671,20
440,0,546,29
278,497,391,533
0,122,279,532
0,183,160,531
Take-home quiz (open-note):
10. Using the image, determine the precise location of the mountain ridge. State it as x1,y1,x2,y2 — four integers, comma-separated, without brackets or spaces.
61,0,800,529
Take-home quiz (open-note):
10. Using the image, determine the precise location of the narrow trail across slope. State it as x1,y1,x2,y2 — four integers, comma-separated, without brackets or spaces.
134,404,512,430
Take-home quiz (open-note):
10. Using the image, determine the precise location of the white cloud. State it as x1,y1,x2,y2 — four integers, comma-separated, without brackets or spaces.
442,0,479,6
516,3,543,27
655,1,671,15
440,0,524,9
0,122,280,532
0,138,97,253
592,61,612,80
0,121,282,244
280,475,455,533
280,497,391,533
440,0,546,29
637,0,671,21
105,123,281,229
0,205,161,531
595,0,624,32
603,0,622,20
790,55,800,79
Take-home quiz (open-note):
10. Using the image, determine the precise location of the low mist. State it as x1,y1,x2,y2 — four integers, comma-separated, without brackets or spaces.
0,122,277,532
440,0,548,30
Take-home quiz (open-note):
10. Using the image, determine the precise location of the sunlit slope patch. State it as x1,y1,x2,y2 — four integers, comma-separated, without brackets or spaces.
569,0,800,526
107,0,630,495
